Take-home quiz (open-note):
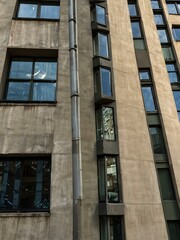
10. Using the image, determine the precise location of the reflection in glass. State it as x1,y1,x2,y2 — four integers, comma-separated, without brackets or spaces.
9,61,33,79
0,158,50,211
149,127,167,154
142,86,156,112
33,83,56,101
128,4,137,16
131,21,142,38
139,70,151,81
18,3,37,18
172,28,180,41
158,29,168,43
6,82,30,101
166,64,179,83
40,5,60,19
98,33,109,58
100,68,112,97
96,107,115,140
106,157,119,202
154,14,164,25
34,62,57,80
162,46,174,61
167,4,177,14
96,5,106,25
110,217,122,240
151,0,161,10
133,39,146,49
158,168,175,200
173,91,180,110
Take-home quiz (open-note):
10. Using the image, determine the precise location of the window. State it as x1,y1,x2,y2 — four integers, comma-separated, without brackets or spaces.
128,3,138,16
149,127,167,154
95,5,106,25
98,156,120,203
158,29,169,43
158,168,175,200
154,14,165,26
4,58,57,102
162,46,174,61
166,63,179,83
131,21,142,38
96,106,115,141
151,0,161,10
94,33,109,58
173,91,180,119
17,1,60,20
139,69,151,81
100,216,123,240
95,67,112,97
172,27,180,41
167,2,180,15
0,156,51,212
141,86,157,112
168,221,180,240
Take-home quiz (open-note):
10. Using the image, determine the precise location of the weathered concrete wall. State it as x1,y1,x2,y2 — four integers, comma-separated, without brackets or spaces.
108,0,169,239
0,0,73,239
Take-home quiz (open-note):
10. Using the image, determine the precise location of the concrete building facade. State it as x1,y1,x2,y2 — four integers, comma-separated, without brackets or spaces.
0,0,180,239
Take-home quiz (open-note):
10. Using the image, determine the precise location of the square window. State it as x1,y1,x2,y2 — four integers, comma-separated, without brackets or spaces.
139,70,151,81
158,29,169,43
4,58,57,102
166,63,179,83
151,0,161,10
167,3,178,14
154,14,165,26
0,156,51,212
128,3,138,16
162,46,174,61
17,1,60,20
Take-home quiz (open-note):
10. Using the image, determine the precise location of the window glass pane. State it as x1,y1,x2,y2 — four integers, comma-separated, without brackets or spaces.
141,86,156,112
151,0,161,9
106,157,119,203
96,5,106,25
173,28,180,41
102,107,115,140
149,127,167,154
167,4,177,14
40,5,60,19
98,159,106,202
110,217,122,240
0,158,50,211
9,61,33,79
131,22,142,38
96,109,103,141
154,14,164,25
173,91,180,110
100,68,112,97
177,4,180,13
100,217,108,240
133,39,146,49
6,82,30,101
34,62,57,80
139,70,151,81
18,3,37,18
162,47,174,61
168,221,180,240
158,29,168,43
158,168,175,200
33,82,56,101
166,64,179,83
128,4,137,16
98,33,109,58
166,63,176,72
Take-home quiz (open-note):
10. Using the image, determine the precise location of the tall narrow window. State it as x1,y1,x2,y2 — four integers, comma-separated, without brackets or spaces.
173,91,180,119
131,21,142,38
98,156,119,203
96,5,106,25
96,107,115,141
94,33,109,58
141,86,156,112
149,127,167,154
0,156,51,212
167,221,180,240
172,27,180,41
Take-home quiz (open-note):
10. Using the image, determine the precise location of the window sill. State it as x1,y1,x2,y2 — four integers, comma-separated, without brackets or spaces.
12,17,59,22
0,212,50,217
0,101,57,106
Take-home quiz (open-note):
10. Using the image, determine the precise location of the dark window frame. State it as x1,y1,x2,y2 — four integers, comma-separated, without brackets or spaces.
16,0,60,20
4,57,57,103
0,155,51,213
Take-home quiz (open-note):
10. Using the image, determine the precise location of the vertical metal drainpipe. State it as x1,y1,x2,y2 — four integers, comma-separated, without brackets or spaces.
69,0,83,239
